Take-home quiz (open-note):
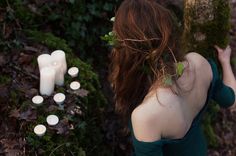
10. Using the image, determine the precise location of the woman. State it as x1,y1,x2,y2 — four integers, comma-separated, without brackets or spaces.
109,0,236,155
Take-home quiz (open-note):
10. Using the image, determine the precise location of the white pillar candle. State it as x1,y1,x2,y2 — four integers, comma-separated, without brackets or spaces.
51,61,64,86
37,54,52,71
51,50,67,74
68,67,79,78
46,115,59,126
53,93,65,105
40,67,55,96
70,81,81,90
34,124,46,137
32,95,44,106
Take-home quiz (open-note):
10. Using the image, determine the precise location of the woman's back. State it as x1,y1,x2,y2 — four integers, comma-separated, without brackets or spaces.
109,0,236,155
131,52,212,142
130,52,235,156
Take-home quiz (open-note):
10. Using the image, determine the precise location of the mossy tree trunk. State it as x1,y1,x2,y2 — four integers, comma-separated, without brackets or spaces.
182,0,231,57
182,0,231,147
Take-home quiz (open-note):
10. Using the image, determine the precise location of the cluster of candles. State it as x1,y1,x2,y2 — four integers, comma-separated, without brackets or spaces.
38,50,80,95
32,50,81,136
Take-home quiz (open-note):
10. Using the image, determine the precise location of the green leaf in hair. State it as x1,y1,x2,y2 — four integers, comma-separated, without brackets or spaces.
163,75,172,86
176,62,184,77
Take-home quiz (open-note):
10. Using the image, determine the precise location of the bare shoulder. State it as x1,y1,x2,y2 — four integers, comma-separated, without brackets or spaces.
185,52,208,66
184,52,213,81
131,100,163,142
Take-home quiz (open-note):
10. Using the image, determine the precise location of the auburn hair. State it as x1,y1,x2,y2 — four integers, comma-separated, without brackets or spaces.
109,0,184,126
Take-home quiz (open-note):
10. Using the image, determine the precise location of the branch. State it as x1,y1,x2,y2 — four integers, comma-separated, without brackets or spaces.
9,63,39,80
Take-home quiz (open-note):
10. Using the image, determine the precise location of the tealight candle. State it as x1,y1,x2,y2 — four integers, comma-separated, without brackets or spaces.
68,67,79,78
51,61,64,86
32,95,44,106
51,50,67,74
40,67,56,96
34,124,46,137
53,93,66,105
70,81,81,90
46,115,59,126
37,54,52,71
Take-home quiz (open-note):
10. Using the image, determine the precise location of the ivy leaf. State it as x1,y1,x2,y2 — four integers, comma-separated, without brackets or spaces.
176,62,184,77
101,31,117,46
163,75,172,86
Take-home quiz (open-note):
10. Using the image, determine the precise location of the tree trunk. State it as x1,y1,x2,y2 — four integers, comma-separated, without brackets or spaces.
182,0,231,58
182,0,231,148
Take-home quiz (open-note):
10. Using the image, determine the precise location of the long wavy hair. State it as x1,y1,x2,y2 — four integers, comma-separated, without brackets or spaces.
109,0,184,126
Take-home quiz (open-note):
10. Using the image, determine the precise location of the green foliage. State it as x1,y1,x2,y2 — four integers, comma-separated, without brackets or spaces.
101,17,117,46
202,101,220,147
101,31,117,46
1,0,122,61
162,62,184,86
163,75,173,86
25,30,72,54
176,62,184,77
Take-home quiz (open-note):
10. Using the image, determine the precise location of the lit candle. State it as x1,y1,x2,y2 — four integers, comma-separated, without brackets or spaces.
46,115,59,126
37,54,52,71
34,124,46,137
40,67,56,96
51,61,64,86
70,81,81,90
68,67,79,78
51,50,67,74
32,95,44,106
53,93,65,105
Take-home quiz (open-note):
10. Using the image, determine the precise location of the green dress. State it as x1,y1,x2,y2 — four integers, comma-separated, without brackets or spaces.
129,59,235,156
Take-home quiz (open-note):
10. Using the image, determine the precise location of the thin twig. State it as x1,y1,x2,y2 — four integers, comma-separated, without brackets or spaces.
9,63,39,80
23,45,41,53
49,143,66,156
118,37,161,42
69,150,75,156
168,46,177,63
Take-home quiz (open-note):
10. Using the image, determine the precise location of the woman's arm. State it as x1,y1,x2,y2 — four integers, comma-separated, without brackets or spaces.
215,45,236,107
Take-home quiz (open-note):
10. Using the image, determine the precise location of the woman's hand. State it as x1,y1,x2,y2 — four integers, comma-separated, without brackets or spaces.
214,45,232,65
214,45,236,108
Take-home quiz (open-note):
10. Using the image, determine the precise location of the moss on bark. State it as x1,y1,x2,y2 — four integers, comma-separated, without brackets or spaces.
182,0,230,58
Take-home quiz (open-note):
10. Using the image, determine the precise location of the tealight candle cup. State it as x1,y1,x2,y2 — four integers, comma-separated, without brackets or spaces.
34,124,46,137
68,67,79,78
32,95,44,106
70,81,81,91
46,115,59,126
53,93,65,109
53,93,65,105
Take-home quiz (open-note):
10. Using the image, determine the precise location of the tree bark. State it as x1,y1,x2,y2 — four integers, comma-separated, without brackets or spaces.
182,0,231,58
